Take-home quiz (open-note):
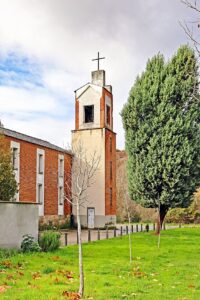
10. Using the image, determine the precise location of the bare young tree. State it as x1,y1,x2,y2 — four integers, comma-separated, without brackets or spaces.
64,143,100,298
181,0,200,57
116,152,133,262
124,192,133,263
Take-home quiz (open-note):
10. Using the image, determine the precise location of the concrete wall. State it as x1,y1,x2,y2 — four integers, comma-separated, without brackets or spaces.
71,128,105,222
74,215,117,228
0,202,39,249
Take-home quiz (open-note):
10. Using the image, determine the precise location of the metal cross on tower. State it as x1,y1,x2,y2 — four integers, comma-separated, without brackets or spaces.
92,52,105,70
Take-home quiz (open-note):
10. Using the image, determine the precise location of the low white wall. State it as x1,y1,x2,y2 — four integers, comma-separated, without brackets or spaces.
0,202,39,249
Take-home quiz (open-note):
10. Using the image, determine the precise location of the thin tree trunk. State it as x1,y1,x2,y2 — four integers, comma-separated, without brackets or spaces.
128,214,132,263
156,205,168,235
77,199,84,297
125,193,132,262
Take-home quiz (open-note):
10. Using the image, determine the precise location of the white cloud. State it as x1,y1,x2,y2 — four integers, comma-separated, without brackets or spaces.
0,0,197,149
2,114,73,148
0,86,56,113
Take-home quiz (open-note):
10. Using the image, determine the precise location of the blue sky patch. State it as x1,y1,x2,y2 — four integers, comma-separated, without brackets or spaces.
0,51,43,88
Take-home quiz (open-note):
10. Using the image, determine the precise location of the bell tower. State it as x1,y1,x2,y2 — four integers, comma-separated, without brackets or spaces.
72,53,116,228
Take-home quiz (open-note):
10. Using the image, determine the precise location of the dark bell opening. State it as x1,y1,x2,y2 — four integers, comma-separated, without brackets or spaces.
84,105,94,123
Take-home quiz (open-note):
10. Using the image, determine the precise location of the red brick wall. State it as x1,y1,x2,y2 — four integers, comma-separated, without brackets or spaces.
4,136,72,217
44,149,58,215
105,129,116,215
64,155,72,215
6,136,36,203
100,95,105,128
99,88,113,130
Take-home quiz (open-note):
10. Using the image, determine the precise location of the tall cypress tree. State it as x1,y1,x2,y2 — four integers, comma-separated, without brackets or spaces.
122,45,200,232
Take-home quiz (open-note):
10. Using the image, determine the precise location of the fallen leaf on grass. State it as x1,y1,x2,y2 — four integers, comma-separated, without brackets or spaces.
28,282,39,289
15,262,23,269
54,277,60,284
1,260,13,269
32,272,41,280
56,270,74,280
52,256,60,261
0,286,7,293
6,274,14,280
188,283,195,289
131,266,147,278
133,271,147,278
62,291,80,300
0,285,12,293
17,271,24,276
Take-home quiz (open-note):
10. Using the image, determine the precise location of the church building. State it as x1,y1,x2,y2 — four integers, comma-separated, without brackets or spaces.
1,60,116,228
72,68,116,228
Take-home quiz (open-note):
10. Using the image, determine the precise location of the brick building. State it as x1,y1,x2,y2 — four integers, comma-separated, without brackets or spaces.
2,127,72,226
1,66,116,228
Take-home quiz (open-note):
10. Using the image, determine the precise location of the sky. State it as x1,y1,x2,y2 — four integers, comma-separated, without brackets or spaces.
0,0,198,149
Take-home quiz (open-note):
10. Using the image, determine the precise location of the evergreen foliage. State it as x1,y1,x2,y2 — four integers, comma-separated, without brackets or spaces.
121,45,200,227
21,234,41,253
0,133,18,201
39,231,61,252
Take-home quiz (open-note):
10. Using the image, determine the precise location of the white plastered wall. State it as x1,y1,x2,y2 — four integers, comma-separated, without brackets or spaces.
36,148,45,216
10,141,20,202
78,85,102,129
58,154,64,216
71,129,105,221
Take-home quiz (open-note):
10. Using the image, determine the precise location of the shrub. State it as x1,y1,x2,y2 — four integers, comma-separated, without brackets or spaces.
39,231,61,252
21,234,40,253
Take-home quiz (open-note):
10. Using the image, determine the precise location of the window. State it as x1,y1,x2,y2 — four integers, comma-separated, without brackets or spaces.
84,105,94,123
12,148,18,170
59,158,64,177
110,188,112,207
59,186,64,205
110,137,112,153
38,154,44,174
106,105,111,125
110,161,112,180
38,184,43,204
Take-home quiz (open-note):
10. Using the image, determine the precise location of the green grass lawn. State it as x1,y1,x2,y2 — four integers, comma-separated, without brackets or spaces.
0,228,200,300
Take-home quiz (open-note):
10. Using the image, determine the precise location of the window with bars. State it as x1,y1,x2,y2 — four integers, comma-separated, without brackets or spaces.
110,188,112,207
106,105,111,125
38,154,44,174
59,158,64,177
38,184,43,204
110,137,112,153
110,161,112,180
59,186,64,205
12,148,18,170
